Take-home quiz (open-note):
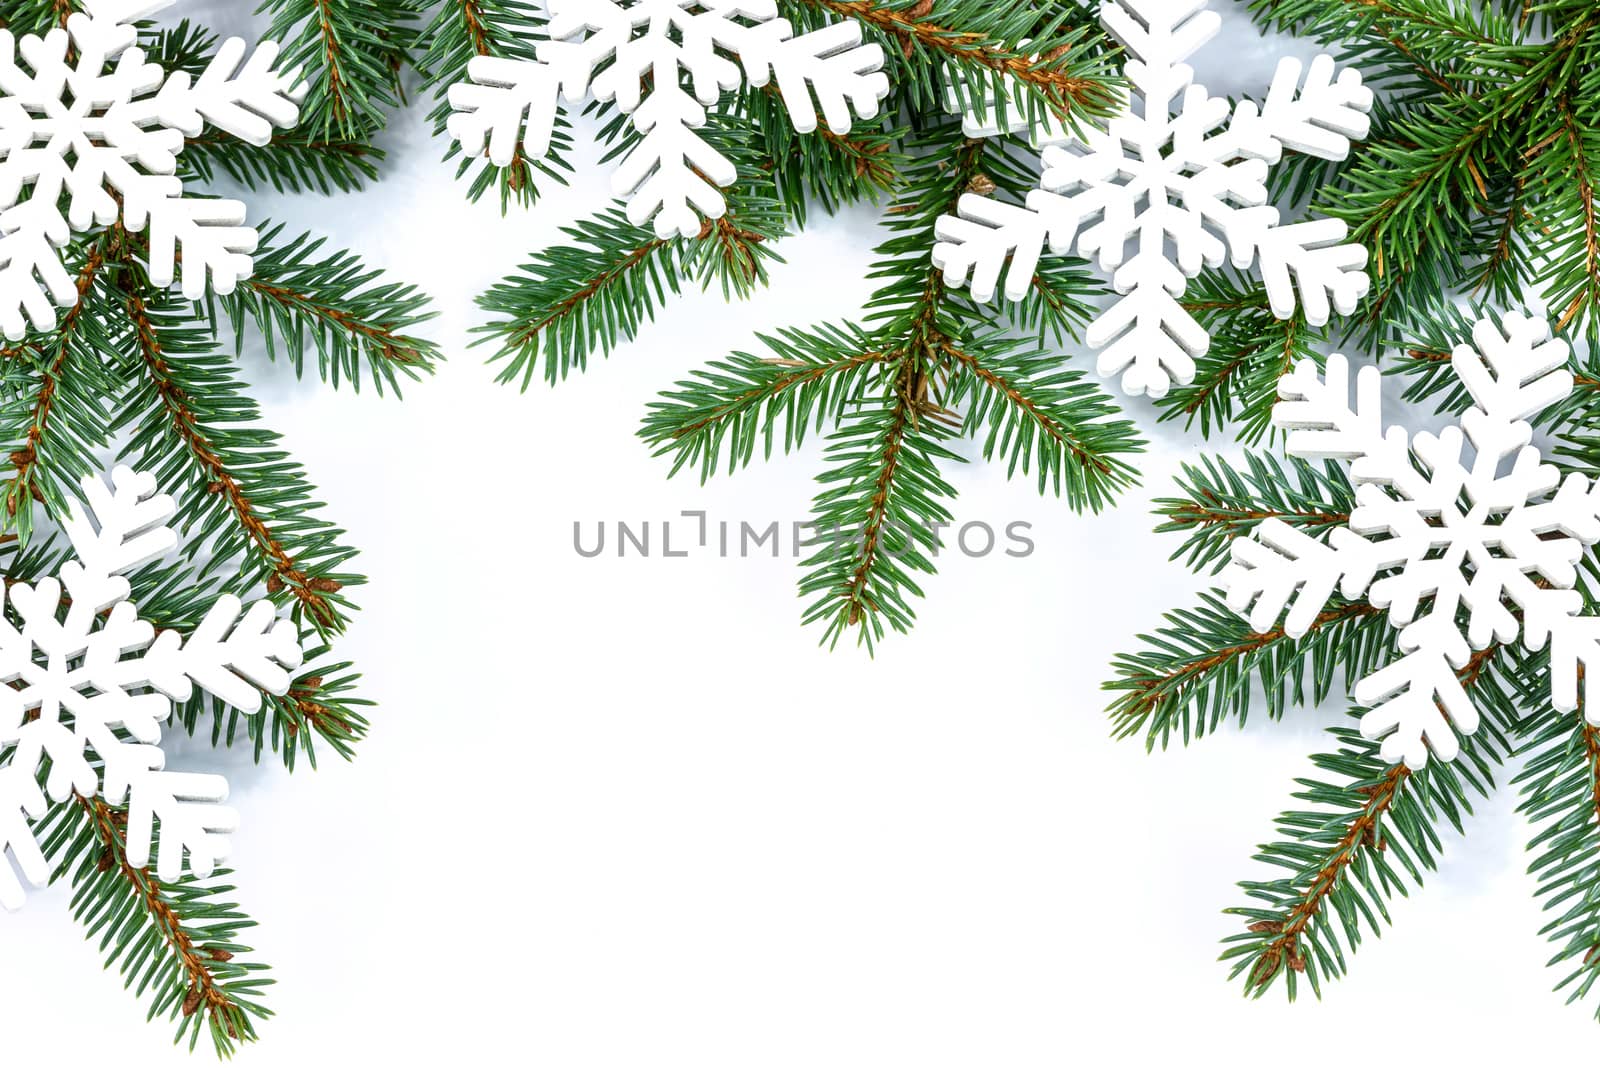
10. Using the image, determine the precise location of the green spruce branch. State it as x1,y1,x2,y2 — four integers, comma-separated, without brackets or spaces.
423,0,572,208
259,0,426,142
1248,0,1600,348
108,274,359,636
643,123,1140,647
41,796,271,1055
1106,319,1600,1014
796,0,1117,130
478,143,787,387
219,225,441,395
1224,677,1513,1000
1519,714,1600,1019
0,4,437,1056
443,0,1123,381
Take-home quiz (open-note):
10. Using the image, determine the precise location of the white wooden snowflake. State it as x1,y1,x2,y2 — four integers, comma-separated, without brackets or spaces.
446,0,890,240
1221,311,1600,769
0,0,305,341
933,0,1374,398
0,467,302,910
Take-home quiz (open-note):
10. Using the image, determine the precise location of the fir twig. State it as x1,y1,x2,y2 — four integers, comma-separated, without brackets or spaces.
40,796,271,1055
0,2,426,1056
219,225,441,395
1224,646,1514,1000
645,122,1139,645
1519,714,1600,1020
422,0,570,208
1251,0,1600,347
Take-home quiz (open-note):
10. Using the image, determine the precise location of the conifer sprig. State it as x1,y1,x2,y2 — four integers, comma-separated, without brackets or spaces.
0,3,436,1055
426,1,1147,643
41,797,271,1055
219,225,441,395
1518,714,1600,1019
108,284,362,636
422,0,570,208
1247,0,1600,343
644,123,1140,646
1106,320,1600,1017
259,0,425,142
799,398,961,646
1224,695,1512,1000
477,147,788,387
439,0,1122,377
792,0,1114,132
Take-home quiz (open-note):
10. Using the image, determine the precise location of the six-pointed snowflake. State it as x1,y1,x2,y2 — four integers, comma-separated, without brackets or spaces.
0,467,303,910
933,0,1373,398
1222,311,1600,768
446,0,890,240
0,0,305,340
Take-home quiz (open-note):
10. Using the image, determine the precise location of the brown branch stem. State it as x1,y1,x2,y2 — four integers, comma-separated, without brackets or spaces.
119,278,339,628
77,796,243,1032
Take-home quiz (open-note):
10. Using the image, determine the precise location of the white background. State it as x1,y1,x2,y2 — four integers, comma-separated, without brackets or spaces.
2,2,1592,1062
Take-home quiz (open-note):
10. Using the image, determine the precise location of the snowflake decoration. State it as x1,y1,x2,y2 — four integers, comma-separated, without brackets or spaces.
932,0,1374,398
446,0,890,240
0,0,305,341
1221,311,1600,769
0,467,302,910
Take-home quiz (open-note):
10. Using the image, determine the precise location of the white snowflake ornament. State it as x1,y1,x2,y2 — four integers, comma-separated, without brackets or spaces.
1222,311,1600,769
0,0,306,340
933,0,1374,398
446,0,891,240
0,466,303,910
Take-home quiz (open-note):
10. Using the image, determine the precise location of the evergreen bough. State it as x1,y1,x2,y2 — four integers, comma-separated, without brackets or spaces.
0,1,438,1055
428,0,1142,646
1108,304,1600,1017
1162,0,1600,440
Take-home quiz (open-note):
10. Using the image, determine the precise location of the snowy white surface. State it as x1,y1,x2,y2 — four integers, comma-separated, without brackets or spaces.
0,2,1593,1064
